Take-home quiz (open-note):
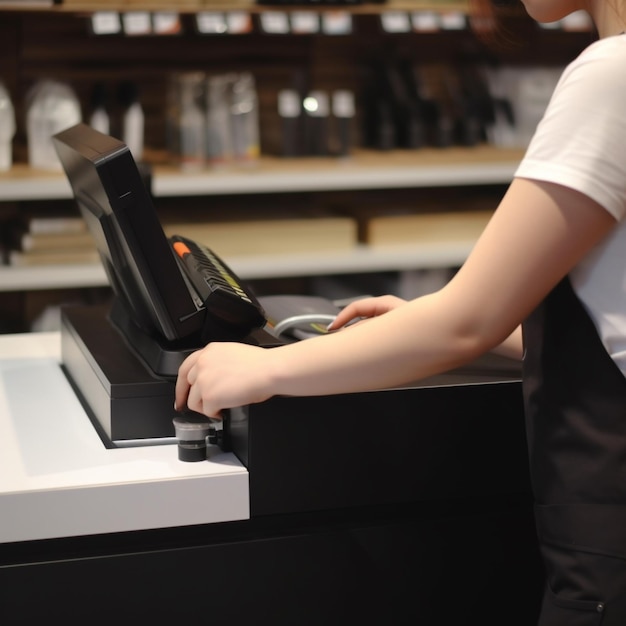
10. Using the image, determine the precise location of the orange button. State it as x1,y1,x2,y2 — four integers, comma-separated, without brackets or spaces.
173,241,191,258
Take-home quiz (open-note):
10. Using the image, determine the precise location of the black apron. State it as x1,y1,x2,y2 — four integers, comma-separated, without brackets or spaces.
522,276,626,625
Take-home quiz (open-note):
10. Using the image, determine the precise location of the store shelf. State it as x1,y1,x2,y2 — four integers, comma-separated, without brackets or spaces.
0,2,470,15
0,263,107,292
0,239,480,292
0,147,516,291
154,149,521,197
0,147,523,202
227,240,478,277
0,168,72,202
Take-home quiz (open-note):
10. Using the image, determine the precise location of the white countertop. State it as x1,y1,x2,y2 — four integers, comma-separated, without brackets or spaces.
0,332,249,544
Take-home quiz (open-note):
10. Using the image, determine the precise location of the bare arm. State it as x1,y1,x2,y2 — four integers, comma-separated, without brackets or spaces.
176,178,616,417
329,291,523,360
490,326,523,360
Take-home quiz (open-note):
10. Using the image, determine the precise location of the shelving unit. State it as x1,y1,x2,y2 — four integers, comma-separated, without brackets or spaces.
0,147,522,291
0,2,470,15
0,240,486,291
0,3,591,331
0,147,522,201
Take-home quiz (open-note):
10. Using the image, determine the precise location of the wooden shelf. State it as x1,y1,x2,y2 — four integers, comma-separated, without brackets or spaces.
0,2,470,15
0,240,479,292
0,263,108,292
0,148,520,291
0,146,522,292
0,147,523,201
156,147,522,196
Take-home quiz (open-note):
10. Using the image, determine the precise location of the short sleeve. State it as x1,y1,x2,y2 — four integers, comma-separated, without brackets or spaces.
514,36,626,221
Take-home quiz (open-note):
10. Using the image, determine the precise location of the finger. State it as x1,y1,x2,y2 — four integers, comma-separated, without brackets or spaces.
174,376,190,412
202,401,223,420
186,382,223,419
329,301,376,329
174,351,200,411
174,388,189,413
328,304,362,329
184,381,201,414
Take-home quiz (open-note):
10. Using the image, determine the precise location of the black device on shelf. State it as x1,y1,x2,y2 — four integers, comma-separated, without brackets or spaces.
52,123,267,379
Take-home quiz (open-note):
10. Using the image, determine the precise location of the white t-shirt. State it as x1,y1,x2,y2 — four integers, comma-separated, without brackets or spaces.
515,34,626,377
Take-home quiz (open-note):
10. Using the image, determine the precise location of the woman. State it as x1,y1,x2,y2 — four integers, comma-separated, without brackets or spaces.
176,1,626,622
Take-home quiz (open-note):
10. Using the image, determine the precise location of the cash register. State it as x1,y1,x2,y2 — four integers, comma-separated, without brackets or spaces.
54,123,529,517
15,123,543,626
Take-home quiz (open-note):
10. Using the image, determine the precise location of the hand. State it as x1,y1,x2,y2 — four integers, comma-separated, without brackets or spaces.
328,295,407,330
175,342,275,419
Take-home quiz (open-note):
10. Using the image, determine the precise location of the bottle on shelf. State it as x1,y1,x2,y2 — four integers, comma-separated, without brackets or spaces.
277,88,302,157
206,74,235,166
88,82,110,136
118,81,144,162
177,73,207,171
303,90,330,156
331,89,355,157
230,72,261,164
26,80,82,171
0,81,16,172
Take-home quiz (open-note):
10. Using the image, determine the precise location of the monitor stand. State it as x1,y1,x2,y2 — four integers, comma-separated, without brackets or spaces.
108,299,200,380
108,298,280,380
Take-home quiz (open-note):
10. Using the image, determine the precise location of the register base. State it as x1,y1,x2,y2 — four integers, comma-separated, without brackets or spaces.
61,303,530,518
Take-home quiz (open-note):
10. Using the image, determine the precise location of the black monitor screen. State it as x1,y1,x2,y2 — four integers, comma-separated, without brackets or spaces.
53,123,205,344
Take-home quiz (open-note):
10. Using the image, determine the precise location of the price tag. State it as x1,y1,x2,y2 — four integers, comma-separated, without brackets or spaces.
260,12,290,35
322,11,352,35
291,11,320,34
91,12,121,36
196,12,227,35
226,12,253,34
412,11,440,33
122,12,152,36
152,13,181,35
439,11,467,30
381,12,411,34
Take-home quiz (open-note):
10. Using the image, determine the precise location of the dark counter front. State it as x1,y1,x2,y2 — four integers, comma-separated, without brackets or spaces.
0,495,541,626
226,353,530,518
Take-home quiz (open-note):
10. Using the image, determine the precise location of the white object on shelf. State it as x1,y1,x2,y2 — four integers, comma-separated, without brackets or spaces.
0,82,16,172
26,80,81,171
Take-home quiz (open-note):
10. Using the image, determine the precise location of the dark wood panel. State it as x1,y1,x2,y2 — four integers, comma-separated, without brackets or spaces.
4,10,592,161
